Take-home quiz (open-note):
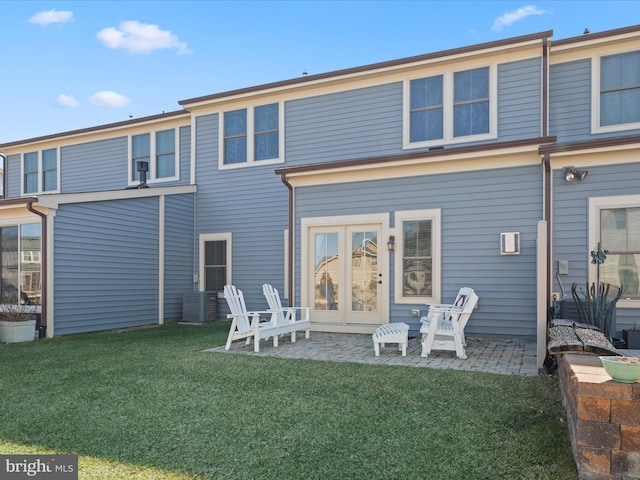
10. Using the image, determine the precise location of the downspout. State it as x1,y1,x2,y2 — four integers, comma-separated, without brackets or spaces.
543,153,552,319
26,200,47,338
278,172,294,306
542,36,551,322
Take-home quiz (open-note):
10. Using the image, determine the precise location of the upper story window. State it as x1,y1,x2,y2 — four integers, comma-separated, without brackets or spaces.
23,148,58,195
405,65,496,149
130,129,178,184
593,50,640,133
220,102,283,169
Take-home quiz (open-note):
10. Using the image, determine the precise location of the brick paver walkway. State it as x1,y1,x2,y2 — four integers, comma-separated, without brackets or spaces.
206,332,540,376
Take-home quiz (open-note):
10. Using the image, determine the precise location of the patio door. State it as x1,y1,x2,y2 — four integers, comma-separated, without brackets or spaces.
306,221,387,332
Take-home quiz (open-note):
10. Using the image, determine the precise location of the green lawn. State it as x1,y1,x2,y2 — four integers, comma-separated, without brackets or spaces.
0,322,577,479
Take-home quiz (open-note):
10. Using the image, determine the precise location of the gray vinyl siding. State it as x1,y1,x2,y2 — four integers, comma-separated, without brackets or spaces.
164,193,196,319
285,59,542,167
61,137,129,193
497,58,541,140
6,154,21,198
552,162,640,331
285,83,403,165
550,58,640,142
549,59,592,143
194,113,288,311
295,164,543,338
180,126,191,184
53,197,160,335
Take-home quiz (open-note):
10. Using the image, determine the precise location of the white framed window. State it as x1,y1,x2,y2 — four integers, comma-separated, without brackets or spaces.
394,209,441,304
404,64,497,149
22,148,59,195
589,195,640,307
199,233,232,292
129,128,179,185
592,49,640,134
218,101,284,169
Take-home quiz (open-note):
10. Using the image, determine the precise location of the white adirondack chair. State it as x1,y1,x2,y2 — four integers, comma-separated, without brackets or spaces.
420,287,478,359
262,284,310,343
223,284,275,352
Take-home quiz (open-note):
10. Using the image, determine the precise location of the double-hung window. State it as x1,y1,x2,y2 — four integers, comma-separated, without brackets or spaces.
594,50,640,133
453,67,490,137
220,102,282,168
590,195,640,305
406,65,495,148
130,129,177,184
22,148,58,195
394,209,441,304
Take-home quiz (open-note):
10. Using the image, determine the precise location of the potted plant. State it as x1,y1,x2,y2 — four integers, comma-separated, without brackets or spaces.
623,322,640,350
0,296,36,343
571,243,624,346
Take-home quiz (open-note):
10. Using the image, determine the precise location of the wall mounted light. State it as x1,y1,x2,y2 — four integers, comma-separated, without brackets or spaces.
387,235,395,251
562,166,588,182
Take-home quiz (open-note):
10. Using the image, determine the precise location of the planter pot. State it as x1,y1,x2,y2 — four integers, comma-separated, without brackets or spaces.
0,319,36,343
600,356,640,383
623,329,640,349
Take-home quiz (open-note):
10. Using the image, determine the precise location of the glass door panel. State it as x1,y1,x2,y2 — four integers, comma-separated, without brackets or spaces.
347,227,381,324
351,230,378,313
314,232,340,315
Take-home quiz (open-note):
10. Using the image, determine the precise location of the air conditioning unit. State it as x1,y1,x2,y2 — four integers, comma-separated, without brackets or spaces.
182,291,218,323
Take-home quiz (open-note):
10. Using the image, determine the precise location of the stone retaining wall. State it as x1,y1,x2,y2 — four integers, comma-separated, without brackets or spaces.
558,354,640,479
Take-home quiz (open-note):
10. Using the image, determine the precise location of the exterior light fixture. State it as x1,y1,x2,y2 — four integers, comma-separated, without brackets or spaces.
387,235,395,251
562,166,588,182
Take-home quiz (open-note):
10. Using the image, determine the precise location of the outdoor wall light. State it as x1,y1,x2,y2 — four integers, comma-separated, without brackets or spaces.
562,166,588,182
387,235,395,251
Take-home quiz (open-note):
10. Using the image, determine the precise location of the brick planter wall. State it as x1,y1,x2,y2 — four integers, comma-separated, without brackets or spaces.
558,354,640,479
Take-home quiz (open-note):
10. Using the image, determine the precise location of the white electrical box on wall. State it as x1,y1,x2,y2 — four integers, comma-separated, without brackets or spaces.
500,232,520,255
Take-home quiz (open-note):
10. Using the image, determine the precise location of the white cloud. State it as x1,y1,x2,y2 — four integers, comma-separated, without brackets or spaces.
492,5,547,31
57,94,79,108
96,20,191,54
28,9,73,26
89,91,131,107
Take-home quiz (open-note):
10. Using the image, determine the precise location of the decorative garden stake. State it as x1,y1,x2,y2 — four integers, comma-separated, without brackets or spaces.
571,243,623,342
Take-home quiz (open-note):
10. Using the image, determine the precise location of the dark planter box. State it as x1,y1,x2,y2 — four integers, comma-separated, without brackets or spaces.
623,329,640,349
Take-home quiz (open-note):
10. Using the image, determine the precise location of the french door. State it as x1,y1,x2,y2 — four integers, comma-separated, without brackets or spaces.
305,220,387,331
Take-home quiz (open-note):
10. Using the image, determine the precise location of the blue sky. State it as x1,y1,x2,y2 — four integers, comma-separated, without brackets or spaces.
1,1,639,144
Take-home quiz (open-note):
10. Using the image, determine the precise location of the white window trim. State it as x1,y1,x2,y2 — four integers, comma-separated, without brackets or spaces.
591,49,640,135
128,129,180,186
403,64,497,150
199,232,232,292
589,194,640,308
394,208,441,305
218,101,285,170
21,147,61,196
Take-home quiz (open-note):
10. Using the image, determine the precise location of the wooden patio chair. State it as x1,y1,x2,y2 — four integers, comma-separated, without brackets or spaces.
262,284,310,344
420,287,478,359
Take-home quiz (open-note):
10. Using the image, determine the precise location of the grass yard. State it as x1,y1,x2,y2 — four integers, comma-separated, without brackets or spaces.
0,322,577,479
